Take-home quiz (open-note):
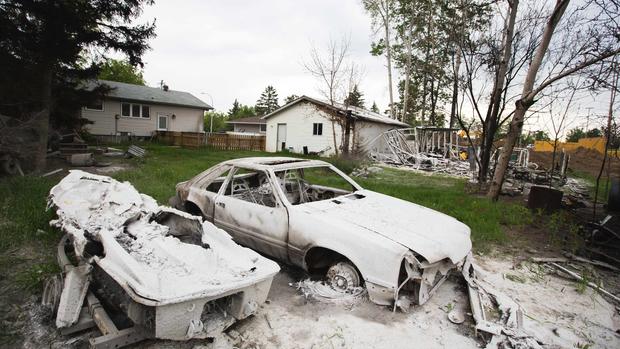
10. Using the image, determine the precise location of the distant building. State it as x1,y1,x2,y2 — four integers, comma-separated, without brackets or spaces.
261,95,408,156
226,116,266,135
81,80,212,139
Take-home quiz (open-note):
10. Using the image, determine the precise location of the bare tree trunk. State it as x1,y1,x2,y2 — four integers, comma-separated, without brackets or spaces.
402,12,414,123
384,1,395,119
331,120,339,156
420,75,428,123
488,0,570,200
449,49,461,128
478,0,519,182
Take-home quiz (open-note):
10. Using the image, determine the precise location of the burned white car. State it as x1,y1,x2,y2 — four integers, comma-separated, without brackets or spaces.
172,157,472,307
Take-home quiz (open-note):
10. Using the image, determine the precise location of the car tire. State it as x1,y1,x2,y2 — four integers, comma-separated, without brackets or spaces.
326,261,361,291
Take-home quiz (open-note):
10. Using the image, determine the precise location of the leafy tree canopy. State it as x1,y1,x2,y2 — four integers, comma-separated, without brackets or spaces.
228,98,257,120
566,128,585,143
98,59,146,85
284,94,299,105
204,111,229,133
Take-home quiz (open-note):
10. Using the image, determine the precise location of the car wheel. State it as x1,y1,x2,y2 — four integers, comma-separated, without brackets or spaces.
326,261,361,291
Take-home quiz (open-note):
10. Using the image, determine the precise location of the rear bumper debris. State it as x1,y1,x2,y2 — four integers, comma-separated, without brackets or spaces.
45,170,280,348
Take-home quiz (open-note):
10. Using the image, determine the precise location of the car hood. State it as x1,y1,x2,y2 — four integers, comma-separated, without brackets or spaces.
300,190,472,264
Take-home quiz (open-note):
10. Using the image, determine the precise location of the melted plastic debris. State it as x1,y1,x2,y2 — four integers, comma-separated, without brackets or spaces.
48,170,280,305
294,279,367,305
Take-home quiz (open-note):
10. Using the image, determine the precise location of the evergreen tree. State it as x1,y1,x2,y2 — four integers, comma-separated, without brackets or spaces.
284,94,299,105
370,101,380,113
255,86,279,115
344,85,365,108
0,0,155,171
228,99,241,117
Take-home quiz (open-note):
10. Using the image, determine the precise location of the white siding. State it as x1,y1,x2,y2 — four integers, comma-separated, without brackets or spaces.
81,98,204,136
232,124,263,134
265,102,342,156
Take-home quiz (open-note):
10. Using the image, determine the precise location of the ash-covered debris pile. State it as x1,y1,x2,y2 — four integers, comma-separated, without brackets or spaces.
45,170,280,348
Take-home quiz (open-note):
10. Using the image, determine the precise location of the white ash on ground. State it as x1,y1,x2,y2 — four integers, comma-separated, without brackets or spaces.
14,252,620,348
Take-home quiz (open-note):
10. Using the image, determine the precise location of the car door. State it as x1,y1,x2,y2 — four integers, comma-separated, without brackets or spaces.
213,166,289,261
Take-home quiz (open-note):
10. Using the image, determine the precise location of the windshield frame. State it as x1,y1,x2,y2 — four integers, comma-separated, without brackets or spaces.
269,164,363,206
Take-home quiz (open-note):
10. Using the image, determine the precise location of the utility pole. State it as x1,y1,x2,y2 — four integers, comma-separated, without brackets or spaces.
585,107,593,132
201,92,214,133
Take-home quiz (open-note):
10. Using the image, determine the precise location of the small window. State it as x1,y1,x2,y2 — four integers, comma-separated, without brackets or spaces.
131,104,141,118
260,124,267,132
313,123,323,136
141,105,150,118
121,103,131,117
85,101,103,111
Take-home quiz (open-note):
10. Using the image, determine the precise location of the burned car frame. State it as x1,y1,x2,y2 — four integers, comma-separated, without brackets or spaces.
172,157,473,308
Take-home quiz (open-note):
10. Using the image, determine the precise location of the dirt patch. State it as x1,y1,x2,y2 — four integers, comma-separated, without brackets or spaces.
530,148,620,178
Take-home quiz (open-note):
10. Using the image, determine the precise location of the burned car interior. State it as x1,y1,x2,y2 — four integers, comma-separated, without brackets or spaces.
274,166,356,205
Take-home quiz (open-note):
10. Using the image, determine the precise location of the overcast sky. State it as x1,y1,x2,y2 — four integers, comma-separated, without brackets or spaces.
136,0,616,137
138,0,389,113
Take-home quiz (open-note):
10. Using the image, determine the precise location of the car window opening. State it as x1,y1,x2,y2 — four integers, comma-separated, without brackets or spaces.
274,166,356,205
224,168,277,207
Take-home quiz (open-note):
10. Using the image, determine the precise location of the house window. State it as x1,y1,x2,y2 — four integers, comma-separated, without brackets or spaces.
312,123,323,136
131,104,141,118
141,105,150,119
121,102,150,118
84,101,103,111
260,124,267,132
121,103,131,117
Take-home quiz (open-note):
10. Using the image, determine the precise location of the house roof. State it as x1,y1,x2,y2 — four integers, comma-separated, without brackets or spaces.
87,80,212,110
261,95,409,127
226,116,266,124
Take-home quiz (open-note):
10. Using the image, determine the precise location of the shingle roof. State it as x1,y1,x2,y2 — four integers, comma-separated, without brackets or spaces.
261,95,408,127
226,116,266,124
88,80,212,110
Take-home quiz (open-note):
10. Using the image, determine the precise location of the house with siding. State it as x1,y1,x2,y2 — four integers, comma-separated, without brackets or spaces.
81,80,212,140
226,116,266,134
261,96,408,156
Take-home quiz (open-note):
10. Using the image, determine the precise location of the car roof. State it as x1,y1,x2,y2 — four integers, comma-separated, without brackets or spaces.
222,157,331,171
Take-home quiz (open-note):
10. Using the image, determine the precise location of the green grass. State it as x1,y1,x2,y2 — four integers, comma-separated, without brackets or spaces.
355,168,532,244
0,176,58,251
569,169,611,203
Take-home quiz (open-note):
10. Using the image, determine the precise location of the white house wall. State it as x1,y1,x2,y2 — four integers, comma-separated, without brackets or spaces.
265,102,342,156
82,99,204,136
233,124,263,134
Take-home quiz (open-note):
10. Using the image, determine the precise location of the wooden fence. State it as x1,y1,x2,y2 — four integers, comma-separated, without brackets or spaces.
207,133,266,151
156,131,205,148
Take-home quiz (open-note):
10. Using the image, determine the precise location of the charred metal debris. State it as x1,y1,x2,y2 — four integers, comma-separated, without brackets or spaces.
44,170,279,348
366,127,590,204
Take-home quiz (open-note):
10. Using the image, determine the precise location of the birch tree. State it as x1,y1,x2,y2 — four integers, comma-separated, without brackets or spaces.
488,0,620,199
364,0,396,118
